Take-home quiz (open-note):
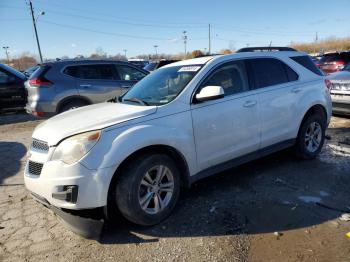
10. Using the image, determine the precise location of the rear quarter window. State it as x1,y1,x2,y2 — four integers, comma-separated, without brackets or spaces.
29,65,51,80
290,56,324,76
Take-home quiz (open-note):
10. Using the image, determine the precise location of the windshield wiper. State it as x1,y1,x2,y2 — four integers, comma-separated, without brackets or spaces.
123,97,149,106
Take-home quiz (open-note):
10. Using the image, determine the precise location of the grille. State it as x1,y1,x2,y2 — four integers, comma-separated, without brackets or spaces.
331,82,350,91
31,139,49,152
28,161,43,176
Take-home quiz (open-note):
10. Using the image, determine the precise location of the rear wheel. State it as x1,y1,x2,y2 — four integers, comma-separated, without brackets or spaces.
294,114,326,159
58,100,88,113
115,154,180,226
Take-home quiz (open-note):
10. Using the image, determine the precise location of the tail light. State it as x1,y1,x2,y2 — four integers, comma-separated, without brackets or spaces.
29,78,52,87
325,79,332,92
331,60,345,70
32,111,45,117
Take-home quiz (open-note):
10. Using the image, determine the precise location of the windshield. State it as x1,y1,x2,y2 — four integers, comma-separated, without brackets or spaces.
122,65,202,106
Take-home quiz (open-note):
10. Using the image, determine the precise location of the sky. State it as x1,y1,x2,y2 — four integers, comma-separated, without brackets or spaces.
0,0,349,60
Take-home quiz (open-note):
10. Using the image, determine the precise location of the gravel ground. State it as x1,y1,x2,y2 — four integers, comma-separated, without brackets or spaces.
0,113,349,262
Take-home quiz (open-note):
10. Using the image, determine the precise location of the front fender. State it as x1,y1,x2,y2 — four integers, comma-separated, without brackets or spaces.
81,112,197,175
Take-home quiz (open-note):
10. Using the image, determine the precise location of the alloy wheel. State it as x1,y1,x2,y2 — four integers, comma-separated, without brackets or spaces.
138,165,174,214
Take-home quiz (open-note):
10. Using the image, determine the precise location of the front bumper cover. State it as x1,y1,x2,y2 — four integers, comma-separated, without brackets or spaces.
31,191,104,239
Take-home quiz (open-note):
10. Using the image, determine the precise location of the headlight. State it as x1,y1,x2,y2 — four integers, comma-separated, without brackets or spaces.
51,130,101,165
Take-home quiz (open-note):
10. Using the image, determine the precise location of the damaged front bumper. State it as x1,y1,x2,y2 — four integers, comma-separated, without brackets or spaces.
30,191,104,239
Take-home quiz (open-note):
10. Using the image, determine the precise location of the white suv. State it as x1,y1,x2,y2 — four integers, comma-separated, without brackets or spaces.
24,47,332,236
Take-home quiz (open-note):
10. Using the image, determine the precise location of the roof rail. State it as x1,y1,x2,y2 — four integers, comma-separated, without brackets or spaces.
236,47,297,53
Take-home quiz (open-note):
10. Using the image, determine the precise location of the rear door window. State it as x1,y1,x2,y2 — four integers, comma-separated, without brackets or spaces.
290,56,323,76
79,64,119,80
249,58,291,88
63,66,79,77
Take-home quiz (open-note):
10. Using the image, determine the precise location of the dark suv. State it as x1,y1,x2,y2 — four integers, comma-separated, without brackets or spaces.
0,64,27,113
319,52,350,74
144,60,179,72
25,60,148,117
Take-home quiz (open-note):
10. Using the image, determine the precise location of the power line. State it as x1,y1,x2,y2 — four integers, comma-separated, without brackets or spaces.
33,0,207,26
42,8,207,29
40,20,176,41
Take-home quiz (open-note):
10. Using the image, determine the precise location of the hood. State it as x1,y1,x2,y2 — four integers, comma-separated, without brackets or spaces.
33,102,157,145
327,71,350,82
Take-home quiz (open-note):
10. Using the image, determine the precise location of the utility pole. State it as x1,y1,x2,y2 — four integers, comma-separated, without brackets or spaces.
2,46,10,63
154,45,158,57
29,0,43,63
208,24,211,55
183,31,187,57
123,49,127,58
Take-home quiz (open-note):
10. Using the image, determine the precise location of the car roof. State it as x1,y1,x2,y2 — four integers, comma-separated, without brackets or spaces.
162,56,218,67
163,50,306,68
42,59,132,66
0,63,26,79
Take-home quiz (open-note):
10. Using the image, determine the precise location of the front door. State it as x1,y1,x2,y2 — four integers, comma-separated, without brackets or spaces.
191,60,260,171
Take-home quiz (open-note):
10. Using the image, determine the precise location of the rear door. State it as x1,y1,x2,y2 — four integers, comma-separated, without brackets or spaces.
0,68,25,110
248,58,300,148
76,64,122,103
114,64,147,95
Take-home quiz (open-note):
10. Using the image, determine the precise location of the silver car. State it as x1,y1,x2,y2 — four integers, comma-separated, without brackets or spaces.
25,60,148,117
327,64,350,115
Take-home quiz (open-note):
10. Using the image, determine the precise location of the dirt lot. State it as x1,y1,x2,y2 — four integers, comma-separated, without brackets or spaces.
0,113,349,262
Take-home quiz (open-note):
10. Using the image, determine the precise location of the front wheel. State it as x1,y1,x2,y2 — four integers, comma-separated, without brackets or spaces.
115,154,180,226
294,114,326,159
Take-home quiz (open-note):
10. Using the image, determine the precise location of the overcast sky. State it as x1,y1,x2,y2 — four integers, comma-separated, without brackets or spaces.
0,0,349,60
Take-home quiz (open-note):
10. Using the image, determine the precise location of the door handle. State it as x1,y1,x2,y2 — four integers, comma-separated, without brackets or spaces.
291,87,302,93
243,100,257,107
121,85,131,88
80,84,91,88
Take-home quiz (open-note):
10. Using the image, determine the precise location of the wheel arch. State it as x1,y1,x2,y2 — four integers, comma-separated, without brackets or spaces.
56,95,92,113
109,144,191,190
104,144,191,219
297,104,328,136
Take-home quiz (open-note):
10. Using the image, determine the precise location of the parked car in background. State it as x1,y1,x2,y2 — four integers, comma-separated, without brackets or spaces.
318,51,350,74
25,60,148,117
24,65,40,77
311,56,321,68
0,64,27,113
144,59,179,72
327,64,350,115
128,59,149,69
24,47,331,237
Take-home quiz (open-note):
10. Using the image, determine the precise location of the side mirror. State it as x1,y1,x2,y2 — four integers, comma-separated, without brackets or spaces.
195,85,225,103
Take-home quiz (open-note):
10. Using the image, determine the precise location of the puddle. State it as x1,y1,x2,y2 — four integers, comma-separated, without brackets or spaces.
319,191,329,197
298,196,322,204
319,142,350,168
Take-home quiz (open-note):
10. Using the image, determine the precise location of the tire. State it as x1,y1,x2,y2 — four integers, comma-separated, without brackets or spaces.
115,154,180,226
294,113,326,159
58,100,88,113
